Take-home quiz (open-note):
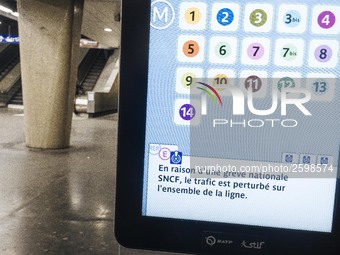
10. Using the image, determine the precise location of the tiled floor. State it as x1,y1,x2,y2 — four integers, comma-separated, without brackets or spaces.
0,108,183,255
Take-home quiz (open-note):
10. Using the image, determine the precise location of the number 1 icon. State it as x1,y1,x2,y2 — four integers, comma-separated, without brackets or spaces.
185,7,201,25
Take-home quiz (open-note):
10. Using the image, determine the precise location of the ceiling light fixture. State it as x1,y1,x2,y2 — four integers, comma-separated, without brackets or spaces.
0,5,19,17
0,5,12,13
104,28,113,32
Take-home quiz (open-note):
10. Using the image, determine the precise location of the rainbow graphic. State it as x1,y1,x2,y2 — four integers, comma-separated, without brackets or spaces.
197,82,223,106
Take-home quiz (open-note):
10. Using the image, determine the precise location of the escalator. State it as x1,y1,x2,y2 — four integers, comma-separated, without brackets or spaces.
75,49,114,114
0,44,20,80
8,82,22,105
0,56,20,81
76,49,110,96
1,47,110,108
0,44,21,106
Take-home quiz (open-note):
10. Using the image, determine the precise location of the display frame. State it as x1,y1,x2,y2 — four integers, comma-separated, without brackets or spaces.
115,0,340,254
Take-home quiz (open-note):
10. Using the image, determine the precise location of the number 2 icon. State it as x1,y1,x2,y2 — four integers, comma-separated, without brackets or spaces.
217,8,234,26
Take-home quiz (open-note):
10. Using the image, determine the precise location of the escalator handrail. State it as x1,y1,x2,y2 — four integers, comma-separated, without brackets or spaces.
0,44,20,76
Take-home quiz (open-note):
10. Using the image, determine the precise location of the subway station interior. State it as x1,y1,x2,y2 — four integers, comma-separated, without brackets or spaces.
2,0,339,255
0,0,178,254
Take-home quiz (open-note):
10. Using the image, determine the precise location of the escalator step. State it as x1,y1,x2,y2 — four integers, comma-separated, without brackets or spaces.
85,78,99,82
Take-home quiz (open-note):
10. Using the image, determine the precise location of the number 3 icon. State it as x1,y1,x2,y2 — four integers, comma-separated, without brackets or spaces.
250,9,267,27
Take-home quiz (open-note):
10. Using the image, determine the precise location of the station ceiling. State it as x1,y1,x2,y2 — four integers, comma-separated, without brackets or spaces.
83,0,121,48
0,0,121,48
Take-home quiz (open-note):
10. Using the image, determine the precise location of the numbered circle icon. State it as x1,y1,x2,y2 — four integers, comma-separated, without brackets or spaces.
284,10,301,28
213,74,228,91
318,11,336,29
247,42,265,60
250,9,267,27
212,4,240,31
314,45,332,62
242,38,270,65
245,4,273,32
179,104,196,121
178,36,204,63
277,77,296,92
209,36,237,64
275,39,304,67
185,7,201,25
183,40,200,57
281,44,298,61
217,8,234,26
214,74,228,85
307,73,335,101
312,79,329,95
245,75,262,93
181,72,196,89
215,42,231,58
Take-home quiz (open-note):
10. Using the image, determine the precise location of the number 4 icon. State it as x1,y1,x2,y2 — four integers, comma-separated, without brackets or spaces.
318,11,336,29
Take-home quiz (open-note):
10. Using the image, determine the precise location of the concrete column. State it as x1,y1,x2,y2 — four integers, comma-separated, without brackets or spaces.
17,0,84,149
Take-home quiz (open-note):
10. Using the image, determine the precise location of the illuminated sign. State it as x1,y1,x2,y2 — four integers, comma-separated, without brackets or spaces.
0,34,19,44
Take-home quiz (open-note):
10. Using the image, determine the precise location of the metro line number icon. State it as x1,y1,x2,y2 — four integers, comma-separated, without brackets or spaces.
151,0,175,30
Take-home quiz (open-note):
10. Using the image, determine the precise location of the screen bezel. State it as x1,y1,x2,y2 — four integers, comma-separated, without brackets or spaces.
114,0,340,254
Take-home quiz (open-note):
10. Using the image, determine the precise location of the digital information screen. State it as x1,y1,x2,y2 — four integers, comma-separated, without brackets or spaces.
142,0,340,234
